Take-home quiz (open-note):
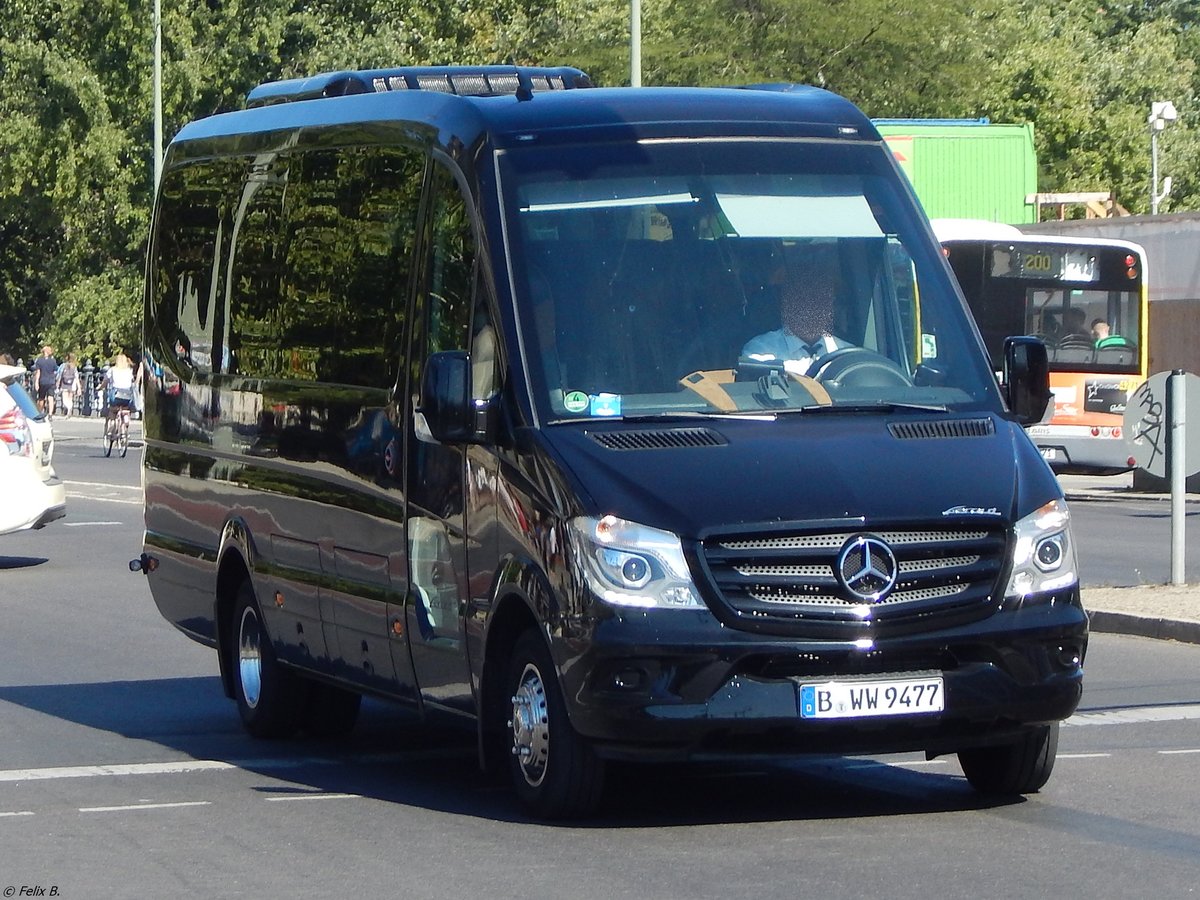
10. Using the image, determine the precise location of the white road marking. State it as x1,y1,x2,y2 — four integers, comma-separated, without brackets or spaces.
64,521,124,526
264,793,361,803
64,481,140,491
1057,753,1112,759
0,753,428,785
80,801,211,813
1158,748,1200,755
0,810,35,818
65,495,141,506
0,760,235,782
1065,703,1200,727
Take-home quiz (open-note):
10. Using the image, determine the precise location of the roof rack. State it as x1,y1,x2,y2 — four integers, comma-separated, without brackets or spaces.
247,66,594,108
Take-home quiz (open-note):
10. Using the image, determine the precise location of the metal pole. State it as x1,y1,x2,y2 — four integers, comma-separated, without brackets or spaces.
1151,127,1159,215
153,0,163,191
631,0,642,87
1169,370,1186,584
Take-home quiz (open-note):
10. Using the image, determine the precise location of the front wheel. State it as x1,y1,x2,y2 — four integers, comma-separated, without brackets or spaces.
958,723,1059,795
506,629,605,819
229,580,307,738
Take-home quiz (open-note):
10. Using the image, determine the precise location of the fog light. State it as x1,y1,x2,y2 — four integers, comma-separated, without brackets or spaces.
1057,645,1081,668
612,667,646,690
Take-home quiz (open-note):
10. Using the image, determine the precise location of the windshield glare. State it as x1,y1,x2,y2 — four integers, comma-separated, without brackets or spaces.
500,139,997,420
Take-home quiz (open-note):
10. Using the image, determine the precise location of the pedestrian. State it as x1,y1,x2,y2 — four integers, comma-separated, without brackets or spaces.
32,345,58,418
57,352,81,418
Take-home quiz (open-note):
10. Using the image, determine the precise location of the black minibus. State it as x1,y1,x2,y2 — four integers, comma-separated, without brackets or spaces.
138,65,1083,818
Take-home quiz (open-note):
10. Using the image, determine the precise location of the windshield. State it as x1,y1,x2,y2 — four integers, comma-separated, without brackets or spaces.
499,139,999,420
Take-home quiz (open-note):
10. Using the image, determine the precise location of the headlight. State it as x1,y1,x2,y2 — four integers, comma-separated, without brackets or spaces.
569,515,704,609
1005,499,1078,598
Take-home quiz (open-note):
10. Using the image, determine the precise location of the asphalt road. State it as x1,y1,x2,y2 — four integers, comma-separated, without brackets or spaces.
1061,472,1200,586
0,420,1197,898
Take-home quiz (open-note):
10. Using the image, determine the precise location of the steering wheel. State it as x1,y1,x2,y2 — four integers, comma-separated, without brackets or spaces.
807,348,912,388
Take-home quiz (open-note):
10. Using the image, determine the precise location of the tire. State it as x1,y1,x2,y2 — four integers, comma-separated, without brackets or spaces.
119,421,129,457
104,424,114,457
304,683,362,738
958,723,1059,795
506,629,605,819
229,579,307,738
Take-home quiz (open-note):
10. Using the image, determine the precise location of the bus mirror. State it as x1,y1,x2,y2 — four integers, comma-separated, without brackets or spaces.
419,351,476,443
1003,336,1052,426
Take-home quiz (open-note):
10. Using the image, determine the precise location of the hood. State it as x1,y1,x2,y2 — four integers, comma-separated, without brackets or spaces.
540,413,1060,539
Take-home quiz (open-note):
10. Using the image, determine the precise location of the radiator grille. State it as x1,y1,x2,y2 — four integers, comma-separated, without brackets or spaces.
699,523,1006,637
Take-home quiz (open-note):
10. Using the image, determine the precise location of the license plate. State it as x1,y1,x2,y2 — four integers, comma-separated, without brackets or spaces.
799,676,944,719
1039,447,1057,460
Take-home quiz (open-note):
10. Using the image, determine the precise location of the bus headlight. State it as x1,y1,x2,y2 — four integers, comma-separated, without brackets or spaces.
1006,499,1078,598
570,515,704,609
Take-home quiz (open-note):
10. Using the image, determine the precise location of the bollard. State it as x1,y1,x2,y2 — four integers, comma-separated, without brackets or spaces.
1169,370,1186,585
81,361,95,416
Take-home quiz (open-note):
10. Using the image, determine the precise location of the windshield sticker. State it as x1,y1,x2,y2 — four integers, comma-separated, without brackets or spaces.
589,393,622,417
564,390,590,414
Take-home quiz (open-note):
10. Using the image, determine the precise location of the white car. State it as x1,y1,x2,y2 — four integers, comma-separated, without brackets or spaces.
0,363,66,534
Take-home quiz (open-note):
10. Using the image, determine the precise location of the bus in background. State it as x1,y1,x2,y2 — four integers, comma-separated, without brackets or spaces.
934,219,1147,474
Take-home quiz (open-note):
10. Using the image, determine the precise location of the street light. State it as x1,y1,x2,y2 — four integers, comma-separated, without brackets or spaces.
1149,100,1178,215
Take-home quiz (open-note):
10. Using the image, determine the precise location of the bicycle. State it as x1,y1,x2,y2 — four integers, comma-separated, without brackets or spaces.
104,405,131,457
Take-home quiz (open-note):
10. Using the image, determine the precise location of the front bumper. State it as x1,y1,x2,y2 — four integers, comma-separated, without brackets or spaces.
561,589,1087,761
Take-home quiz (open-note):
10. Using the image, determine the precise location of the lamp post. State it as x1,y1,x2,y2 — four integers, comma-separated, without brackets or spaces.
153,0,163,191
1149,100,1178,215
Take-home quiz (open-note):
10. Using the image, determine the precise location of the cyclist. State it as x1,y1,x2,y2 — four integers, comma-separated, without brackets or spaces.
103,353,137,448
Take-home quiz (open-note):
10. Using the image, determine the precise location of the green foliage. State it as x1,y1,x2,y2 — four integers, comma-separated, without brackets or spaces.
0,0,1198,364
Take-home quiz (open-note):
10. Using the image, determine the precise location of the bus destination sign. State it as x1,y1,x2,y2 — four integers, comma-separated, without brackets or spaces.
990,245,1099,283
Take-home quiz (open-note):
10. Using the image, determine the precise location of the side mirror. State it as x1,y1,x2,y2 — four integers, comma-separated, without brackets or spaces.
418,350,489,444
1003,336,1052,426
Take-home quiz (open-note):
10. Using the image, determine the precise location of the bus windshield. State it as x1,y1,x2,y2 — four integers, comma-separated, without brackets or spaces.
498,139,999,421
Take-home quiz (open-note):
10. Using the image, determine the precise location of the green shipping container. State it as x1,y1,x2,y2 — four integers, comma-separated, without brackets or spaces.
873,120,1038,225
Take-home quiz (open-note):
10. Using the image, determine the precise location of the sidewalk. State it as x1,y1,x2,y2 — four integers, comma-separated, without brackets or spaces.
1083,584,1200,644
46,415,1200,642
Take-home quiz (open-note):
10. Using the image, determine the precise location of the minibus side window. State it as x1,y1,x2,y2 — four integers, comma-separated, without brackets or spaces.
151,158,243,377
259,146,422,388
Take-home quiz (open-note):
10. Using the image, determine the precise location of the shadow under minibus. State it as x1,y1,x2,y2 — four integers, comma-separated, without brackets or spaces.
0,676,1019,825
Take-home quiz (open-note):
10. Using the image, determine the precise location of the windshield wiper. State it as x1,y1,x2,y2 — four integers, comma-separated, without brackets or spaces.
617,411,778,423
777,401,951,415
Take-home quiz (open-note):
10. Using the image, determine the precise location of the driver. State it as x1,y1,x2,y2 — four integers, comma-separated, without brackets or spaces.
740,247,852,376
